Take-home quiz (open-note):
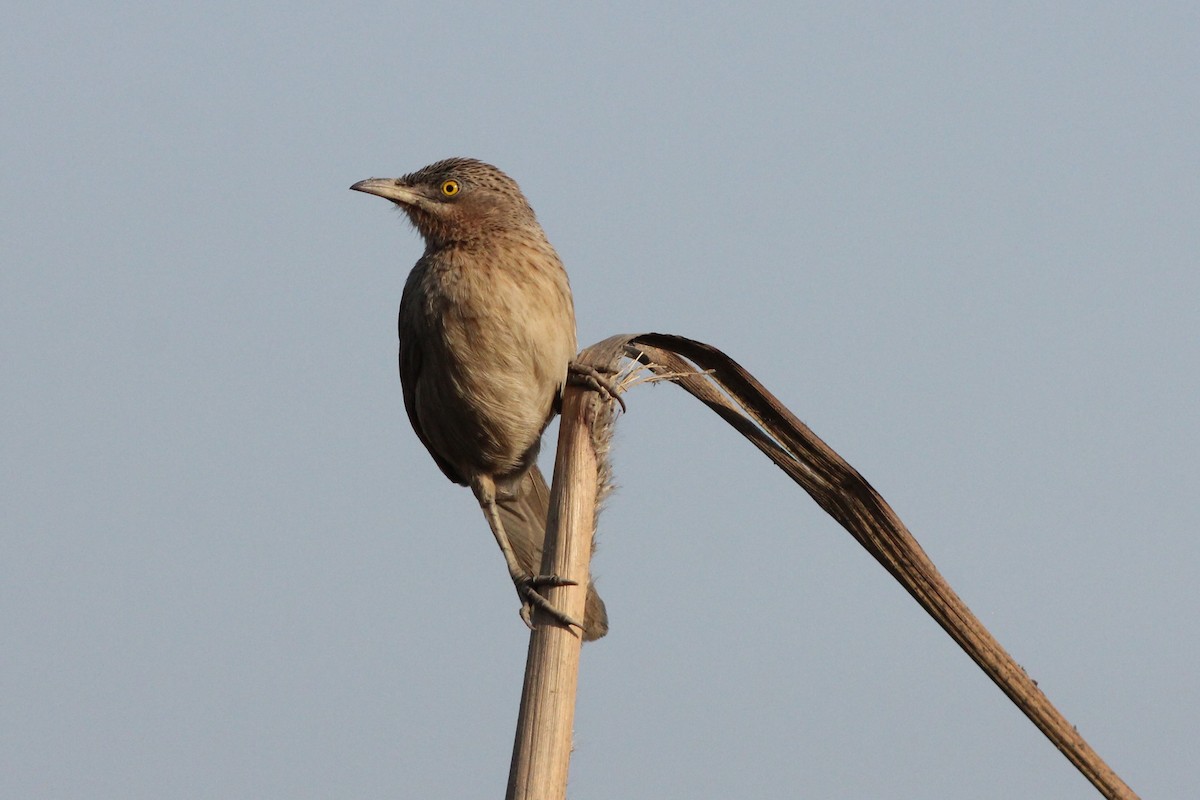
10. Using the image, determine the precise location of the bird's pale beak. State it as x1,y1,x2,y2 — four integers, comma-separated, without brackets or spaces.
350,178,425,207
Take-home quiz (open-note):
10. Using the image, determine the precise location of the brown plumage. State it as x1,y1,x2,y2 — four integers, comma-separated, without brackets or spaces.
351,158,607,640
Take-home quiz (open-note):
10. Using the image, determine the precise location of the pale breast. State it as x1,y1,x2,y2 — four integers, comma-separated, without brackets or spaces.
400,232,577,482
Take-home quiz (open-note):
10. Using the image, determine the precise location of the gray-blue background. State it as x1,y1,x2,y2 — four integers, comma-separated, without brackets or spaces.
4,4,1196,798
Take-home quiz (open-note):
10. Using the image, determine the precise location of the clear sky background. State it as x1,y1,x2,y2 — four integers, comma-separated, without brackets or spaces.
4,4,1196,798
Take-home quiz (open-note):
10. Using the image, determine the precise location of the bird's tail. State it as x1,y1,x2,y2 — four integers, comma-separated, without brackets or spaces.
497,464,609,641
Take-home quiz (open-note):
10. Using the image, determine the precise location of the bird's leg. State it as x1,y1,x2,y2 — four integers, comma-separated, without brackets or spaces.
567,362,627,412
471,475,584,634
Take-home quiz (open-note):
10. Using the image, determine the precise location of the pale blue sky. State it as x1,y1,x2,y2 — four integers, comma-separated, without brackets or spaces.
3,4,1196,798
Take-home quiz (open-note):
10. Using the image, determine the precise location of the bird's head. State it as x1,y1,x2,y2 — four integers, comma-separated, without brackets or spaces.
351,157,539,247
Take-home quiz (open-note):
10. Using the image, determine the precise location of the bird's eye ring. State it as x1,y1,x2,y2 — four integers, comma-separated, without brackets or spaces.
440,179,460,197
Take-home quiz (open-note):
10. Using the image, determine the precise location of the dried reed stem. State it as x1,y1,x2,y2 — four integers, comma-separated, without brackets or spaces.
506,381,607,800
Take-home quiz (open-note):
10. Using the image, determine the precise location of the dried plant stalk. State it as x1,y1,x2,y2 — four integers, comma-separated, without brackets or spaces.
508,332,1138,800
628,332,1139,800
506,381,612,800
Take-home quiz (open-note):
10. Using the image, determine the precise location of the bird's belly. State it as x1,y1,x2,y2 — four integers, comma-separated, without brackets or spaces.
401,243,577,483
416,310,569,481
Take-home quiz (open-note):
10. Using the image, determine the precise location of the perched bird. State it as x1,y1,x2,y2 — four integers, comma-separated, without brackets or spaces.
351,158,608,640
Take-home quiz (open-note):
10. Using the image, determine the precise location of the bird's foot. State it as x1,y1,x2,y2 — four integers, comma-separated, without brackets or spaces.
567,362,627,412
513,573,585,634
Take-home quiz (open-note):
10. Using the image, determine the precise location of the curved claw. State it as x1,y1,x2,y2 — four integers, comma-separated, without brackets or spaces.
514,574,584,634
567,362,628,413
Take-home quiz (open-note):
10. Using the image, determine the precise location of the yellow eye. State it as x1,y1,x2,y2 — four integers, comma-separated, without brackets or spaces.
440,179,460,197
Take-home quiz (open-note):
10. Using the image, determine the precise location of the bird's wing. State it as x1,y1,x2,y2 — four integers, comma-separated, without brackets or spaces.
398,300,466,487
